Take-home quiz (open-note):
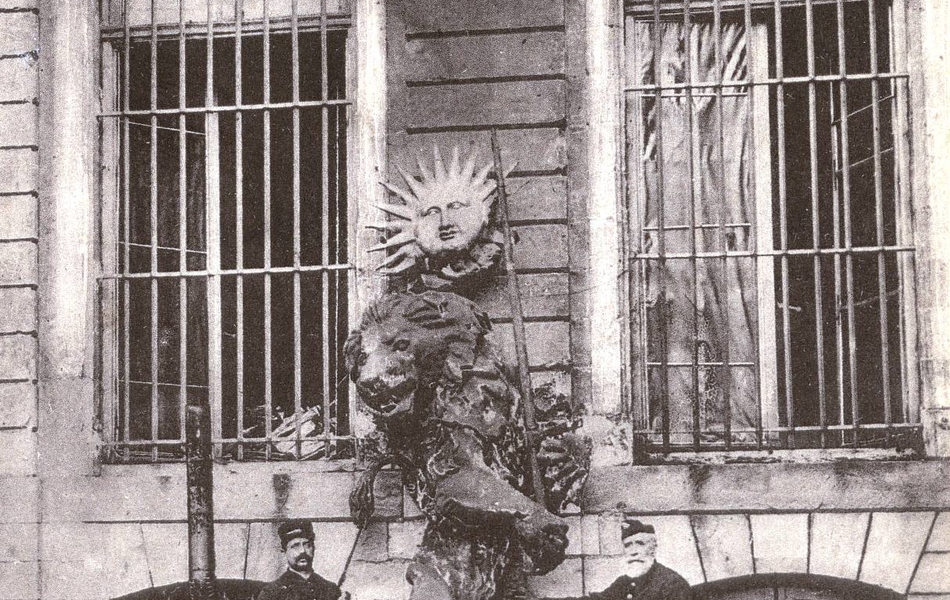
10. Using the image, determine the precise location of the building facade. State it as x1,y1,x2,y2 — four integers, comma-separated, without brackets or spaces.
1,0,949,598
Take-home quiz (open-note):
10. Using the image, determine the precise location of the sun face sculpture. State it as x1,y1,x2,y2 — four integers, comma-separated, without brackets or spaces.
370,146,508,286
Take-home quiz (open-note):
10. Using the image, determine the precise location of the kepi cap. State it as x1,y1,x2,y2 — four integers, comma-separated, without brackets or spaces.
621,518,655,539
278,519,315,547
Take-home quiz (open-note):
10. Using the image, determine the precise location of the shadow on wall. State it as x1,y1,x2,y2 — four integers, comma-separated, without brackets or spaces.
112,580,266,600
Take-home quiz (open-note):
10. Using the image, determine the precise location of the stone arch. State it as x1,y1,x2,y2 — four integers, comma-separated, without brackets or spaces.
693,574,905,600
111,579,265,600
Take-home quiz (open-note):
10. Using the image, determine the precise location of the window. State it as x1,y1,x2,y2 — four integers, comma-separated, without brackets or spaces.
97,0,354,462
623,0,920,454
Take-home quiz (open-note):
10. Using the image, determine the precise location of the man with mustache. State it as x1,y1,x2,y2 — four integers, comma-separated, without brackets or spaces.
590,518,691,600
258,520,343,600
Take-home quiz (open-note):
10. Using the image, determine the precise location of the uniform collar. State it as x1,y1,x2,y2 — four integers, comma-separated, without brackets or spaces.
621,564,657,588
279,569,316,584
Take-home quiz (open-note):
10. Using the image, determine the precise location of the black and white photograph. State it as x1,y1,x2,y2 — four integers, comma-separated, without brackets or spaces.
0,0,948,599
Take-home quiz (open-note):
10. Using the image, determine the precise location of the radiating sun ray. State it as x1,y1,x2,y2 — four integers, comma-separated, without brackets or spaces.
372,146,503,277
375,200,414,220
368,231,415,253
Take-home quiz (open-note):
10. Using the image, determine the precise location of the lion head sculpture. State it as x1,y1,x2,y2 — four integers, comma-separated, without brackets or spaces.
345,290,591,514
343,291,497,421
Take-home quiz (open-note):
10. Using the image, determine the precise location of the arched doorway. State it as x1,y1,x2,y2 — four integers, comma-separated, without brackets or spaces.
694,574,906,600
111,579,265,600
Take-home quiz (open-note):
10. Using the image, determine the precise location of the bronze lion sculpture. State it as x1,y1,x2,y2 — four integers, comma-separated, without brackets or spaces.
345,291,589,600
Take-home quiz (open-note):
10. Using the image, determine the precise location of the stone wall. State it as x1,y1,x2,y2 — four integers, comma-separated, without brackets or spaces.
0,0,39,475
386,0,588,403
2,1,950,600
0,1,40,599
2,462,947,600
25,510,950,600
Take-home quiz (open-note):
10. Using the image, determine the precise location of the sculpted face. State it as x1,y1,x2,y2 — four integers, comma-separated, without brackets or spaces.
349,325,419,419
372,146,500,275
345,292,491,421
415,194,490,256
622,532,657,578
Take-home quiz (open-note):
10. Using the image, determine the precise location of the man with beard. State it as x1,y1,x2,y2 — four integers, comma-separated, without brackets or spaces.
589,519,691,600
258,520,342,600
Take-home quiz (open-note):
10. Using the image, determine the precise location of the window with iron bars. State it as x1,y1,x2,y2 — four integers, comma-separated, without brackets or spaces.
623,0,921,456
97,0,354,462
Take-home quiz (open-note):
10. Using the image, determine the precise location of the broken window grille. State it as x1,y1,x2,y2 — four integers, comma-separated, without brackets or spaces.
97,0,354,462
623,0,920,455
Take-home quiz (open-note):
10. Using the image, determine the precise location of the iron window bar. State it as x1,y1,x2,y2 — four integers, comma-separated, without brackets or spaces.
624,72,909,93
99,16,352,41
100,264,353,280
98,99,352,118
624,0,921,458
634,422,921,433
101,434,357,447
97,0,355,463
626,0,885,16
633,245,915,260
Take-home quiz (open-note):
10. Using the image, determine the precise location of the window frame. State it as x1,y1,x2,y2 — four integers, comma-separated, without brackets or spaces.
616,0,923,458
93,0,386,465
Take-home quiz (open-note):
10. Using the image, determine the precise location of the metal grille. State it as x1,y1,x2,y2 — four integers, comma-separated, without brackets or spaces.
97,0,355,462
623,0,921,455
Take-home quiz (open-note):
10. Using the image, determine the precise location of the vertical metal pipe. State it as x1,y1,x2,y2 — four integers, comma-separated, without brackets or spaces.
263,0,273,459
889,0,918,425
830,85,847,439
122,0,132,457
682,0,702,453
186,403,217,600
743,0,764,451
345,0,364,459
234,0,245,460
713,0,733,450
339,42,349,451
337,19,349,443
888,4,907,422
101,36,122,454
491,130,546,506
652,0,670,453
178,0,189,446
149,0,160,460
867,0,893,443
321,0,333,445
206,0,223,457
836,0,861,445
805,0,827,447
100,0,118,456
773,0,794,448
292,0,303,458
628,14,651,456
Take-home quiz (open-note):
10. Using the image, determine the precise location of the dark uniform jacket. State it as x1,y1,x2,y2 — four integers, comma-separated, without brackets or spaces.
257,570,342,600
589,563,692,600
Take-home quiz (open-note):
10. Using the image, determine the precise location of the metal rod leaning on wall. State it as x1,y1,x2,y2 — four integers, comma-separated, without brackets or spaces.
489,129,546,507
186,403,219,600
337,528,362,589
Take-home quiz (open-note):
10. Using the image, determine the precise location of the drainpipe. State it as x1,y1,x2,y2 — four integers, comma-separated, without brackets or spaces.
186,404,218,600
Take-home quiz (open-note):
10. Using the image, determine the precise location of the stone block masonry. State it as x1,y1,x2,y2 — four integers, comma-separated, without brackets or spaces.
0,4,40,599
0,1,39,473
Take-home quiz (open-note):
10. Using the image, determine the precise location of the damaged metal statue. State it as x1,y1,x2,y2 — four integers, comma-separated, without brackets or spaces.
345,147,591,600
